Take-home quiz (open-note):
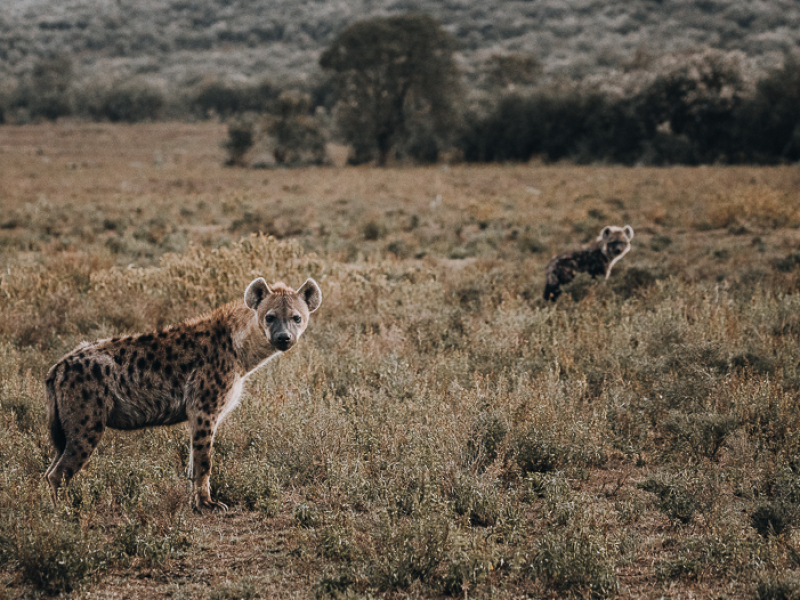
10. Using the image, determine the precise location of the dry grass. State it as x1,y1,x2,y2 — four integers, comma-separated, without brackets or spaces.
2,122,800,599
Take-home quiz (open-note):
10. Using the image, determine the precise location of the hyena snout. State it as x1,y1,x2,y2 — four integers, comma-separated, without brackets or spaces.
273,331,293,351
608,241,627,256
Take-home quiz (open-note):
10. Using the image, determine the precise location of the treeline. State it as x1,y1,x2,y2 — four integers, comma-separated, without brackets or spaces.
2,28,799,166
0,56,286,124
462,54,800,165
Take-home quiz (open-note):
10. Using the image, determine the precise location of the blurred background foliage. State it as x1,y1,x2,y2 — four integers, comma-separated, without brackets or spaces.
2,2,800,165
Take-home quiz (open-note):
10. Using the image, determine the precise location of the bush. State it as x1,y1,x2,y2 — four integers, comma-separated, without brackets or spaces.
113,518,190,569
639,475,700,525
441,532,498,596
756,576,800,600
210,459,280,515
368,509,451,591
3,515,104,594
529,528,618,597
459,90,646,164
223,119,255,166
458,50,800,166
513,426,563,474
83,81,165,122
656,532,750,582
446,472,501,527
193,79,279,117
662,411,738,461
750,502,796,537
207,577,260,600
634,49,749,164
737,56,800,163
466,411,509,468
266,92,326,166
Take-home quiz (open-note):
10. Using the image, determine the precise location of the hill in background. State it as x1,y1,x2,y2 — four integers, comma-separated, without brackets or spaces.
2,0,799,96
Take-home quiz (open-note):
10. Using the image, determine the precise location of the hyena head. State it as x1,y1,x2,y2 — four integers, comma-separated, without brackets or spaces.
244,278,322,352
598,225,634,259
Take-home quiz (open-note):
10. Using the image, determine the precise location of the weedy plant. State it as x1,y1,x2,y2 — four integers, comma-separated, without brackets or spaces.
1,511,105,595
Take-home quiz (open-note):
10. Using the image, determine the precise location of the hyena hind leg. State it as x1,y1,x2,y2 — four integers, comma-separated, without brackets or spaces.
46,426,105,506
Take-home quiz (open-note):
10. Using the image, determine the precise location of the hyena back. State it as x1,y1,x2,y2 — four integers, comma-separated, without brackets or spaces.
45,277,321,512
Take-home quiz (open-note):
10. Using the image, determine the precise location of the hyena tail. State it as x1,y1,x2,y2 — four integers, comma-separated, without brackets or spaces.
45,371,66,457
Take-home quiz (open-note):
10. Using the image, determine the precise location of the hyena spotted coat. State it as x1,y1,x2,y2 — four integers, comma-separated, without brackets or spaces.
543,225,634,301
45,277,321,512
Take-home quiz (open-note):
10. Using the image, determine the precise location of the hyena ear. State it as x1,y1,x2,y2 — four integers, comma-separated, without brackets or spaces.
244,278,271,311
624,225,634,240
297,278,322,313
601,226,612,240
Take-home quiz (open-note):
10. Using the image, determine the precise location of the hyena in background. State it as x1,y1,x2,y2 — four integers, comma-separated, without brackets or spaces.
45,277,322,512
543,225,634,301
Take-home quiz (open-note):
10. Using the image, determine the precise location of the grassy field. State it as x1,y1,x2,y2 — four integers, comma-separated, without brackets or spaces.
2,122,800,599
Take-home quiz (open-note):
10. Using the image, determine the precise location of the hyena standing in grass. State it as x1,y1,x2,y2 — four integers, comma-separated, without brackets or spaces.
543,225,634,301
45,277,321,512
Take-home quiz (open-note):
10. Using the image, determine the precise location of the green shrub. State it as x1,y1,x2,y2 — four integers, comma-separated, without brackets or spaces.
656,556,701,581
662,411,738,461
207,576,260,600
3,515,104,594
319,521,357,561
86,82,165,122
314,571,357,599
12,57,74,121
440,532,499,596
363,220,387,241
293,502,324,529
368,510,451,591
266,91,327,166
223,119,255,166
657,532,752,581
113,518,190,569
466,411,509,468
639,476,699,525
210,459,280,515
446,472,501,527
755,576,800,600
528,527,618,597
513,426,563,474
193,80,279,117
775,251,800,273
611,266,663,299
750,502,796,537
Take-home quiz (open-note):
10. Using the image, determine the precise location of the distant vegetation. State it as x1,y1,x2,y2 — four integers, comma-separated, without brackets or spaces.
320,14,461,165
2,1,800,165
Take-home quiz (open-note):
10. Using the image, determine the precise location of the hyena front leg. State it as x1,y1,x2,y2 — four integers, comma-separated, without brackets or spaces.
186,399,225,513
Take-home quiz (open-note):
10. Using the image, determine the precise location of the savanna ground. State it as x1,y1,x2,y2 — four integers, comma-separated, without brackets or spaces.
2,123,800,599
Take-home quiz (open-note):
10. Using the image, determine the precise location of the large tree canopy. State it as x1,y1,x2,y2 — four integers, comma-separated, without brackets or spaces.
320,14,461,165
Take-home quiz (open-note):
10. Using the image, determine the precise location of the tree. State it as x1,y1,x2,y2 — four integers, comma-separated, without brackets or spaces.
737,55,800,162
13,57,74,121
320,14,460,165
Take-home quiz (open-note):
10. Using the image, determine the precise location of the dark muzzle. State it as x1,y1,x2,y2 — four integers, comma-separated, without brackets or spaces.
273,332,293,351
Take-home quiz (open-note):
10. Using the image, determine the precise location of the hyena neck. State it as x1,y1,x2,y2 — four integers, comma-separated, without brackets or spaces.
604,245,630,279
225,304,281,376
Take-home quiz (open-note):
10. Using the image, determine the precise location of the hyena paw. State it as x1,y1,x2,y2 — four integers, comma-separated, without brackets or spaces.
194,496,229,513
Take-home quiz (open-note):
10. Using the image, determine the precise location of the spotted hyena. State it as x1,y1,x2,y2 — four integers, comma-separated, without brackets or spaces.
44,277,321,512
543,225,634,301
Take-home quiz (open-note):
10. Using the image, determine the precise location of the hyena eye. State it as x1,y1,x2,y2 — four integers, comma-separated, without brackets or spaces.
265,315,276,324
292,316,302,324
